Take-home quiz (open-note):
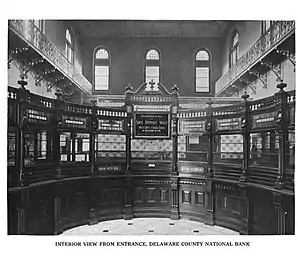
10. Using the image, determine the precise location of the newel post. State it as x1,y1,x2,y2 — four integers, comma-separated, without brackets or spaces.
274,82,288,189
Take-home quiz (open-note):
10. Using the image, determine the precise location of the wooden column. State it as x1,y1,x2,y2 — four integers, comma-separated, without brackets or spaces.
54,89,64,179
205,181,214,226
205,100,215,225
274,82,287,189
240,92,250,182
17,190,29,234
170,85,179,220
123,85,133,219
53,182,63,234
16,77,29,187
124,85,133,174
170,177,179,220
272,192,286,235
171,85,179,175
206,99,214,178
123,178,133,220
90,99,97,176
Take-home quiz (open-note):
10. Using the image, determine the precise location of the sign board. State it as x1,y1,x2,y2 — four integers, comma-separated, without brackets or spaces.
134,113,170,139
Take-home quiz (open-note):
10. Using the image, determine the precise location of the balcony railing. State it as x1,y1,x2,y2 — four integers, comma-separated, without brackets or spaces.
9,20,92,95
215,21,295,96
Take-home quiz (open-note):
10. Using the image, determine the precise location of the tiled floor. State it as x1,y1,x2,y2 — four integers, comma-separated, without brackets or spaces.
62,218,239,235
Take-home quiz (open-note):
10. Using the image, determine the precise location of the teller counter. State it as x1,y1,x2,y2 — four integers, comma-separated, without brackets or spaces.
7,84,295,235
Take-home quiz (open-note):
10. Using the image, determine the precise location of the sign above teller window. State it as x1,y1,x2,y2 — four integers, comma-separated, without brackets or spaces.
134,113,171,139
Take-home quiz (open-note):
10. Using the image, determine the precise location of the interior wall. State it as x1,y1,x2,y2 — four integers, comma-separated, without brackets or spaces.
221,21,262,76
83,37,222,97
44,20,83,73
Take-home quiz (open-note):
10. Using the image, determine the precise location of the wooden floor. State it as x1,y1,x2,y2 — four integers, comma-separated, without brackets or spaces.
62,218,239,235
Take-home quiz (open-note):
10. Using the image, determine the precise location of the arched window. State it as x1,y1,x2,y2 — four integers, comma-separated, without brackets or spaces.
65,29,73,64
94,48,110,91
195,50,210,93
145,49,160,84
230,30,239,68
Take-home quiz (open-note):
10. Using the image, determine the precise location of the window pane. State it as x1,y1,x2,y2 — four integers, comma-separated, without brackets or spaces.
95,66,109,90
249,132,278,168
96,49,109,59
213,134,243,164
233,32,239,47
265,20,271,31
66,29,72,44
8,131,16,166
196,50,209,61
145,66,159,84
196,67,209,92
146,49,159,60
66,45,72,63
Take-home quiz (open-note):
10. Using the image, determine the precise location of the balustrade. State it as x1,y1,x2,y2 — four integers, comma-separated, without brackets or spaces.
215,21,295,95
9,20,92,94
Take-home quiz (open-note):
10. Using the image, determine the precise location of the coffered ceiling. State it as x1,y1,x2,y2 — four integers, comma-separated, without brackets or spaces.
67,20,234,39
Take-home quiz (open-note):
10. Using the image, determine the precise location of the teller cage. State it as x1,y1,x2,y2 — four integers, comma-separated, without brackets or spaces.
7,82,295,235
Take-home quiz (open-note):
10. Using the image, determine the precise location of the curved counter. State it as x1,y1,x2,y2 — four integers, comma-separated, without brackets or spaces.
8,173,294,235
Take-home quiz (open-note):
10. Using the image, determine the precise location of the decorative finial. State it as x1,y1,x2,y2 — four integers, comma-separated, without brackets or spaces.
206,98,213,107
172,84,179,95
90,98,97,106
55,88,63,100
125,84,133,94
17,77,28,90
241,91,249,102
276,82,287,91
149,79,155,91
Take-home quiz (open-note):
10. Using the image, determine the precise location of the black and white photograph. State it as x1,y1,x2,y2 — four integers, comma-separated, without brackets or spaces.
2,1,297,262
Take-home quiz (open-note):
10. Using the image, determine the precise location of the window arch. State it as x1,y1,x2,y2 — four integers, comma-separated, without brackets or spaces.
195,50,210,93
94,48,110,91
145,49,160,85
65,28,74,64
229,30,239,68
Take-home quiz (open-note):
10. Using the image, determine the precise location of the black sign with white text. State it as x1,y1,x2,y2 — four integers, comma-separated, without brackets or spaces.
134,113,170,138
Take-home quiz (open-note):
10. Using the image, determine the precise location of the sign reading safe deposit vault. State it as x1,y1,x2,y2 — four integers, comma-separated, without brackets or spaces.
134,113,170,139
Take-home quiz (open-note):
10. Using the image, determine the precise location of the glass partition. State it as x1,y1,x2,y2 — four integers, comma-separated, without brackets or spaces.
213,134,243,164
178,134,207,162
249,131,278,168
286,130,295,170
60,132,90,162
131,139,172,161
96,134,126,161
24,130,50,165
7,129,16,167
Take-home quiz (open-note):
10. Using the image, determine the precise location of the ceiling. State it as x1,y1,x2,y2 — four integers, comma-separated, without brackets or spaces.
67,20,234,39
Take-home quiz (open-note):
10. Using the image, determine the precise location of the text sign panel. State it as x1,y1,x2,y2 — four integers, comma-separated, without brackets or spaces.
134,113,170,138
